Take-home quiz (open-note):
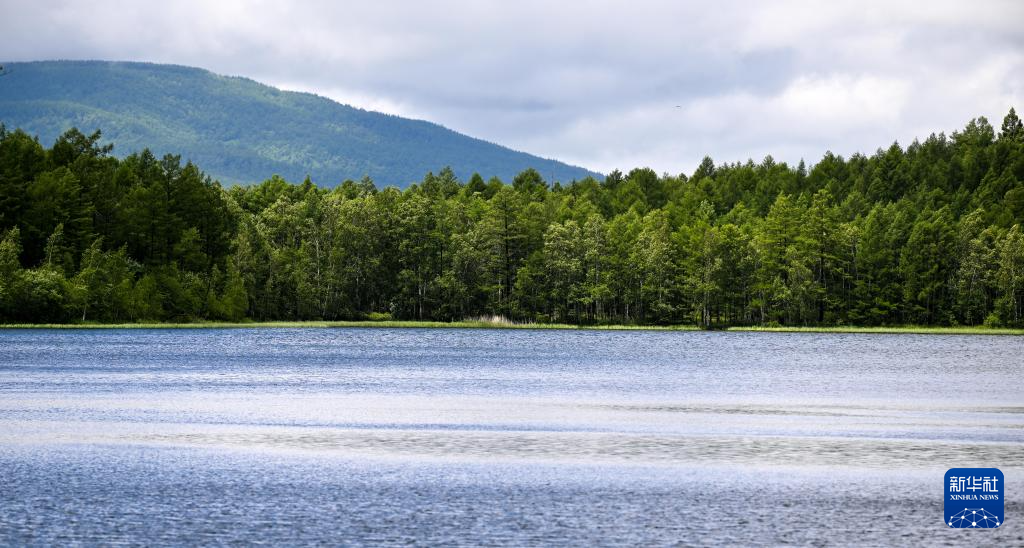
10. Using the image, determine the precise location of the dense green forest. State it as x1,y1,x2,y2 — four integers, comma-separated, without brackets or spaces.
2,110,1024,327
0,61,598,186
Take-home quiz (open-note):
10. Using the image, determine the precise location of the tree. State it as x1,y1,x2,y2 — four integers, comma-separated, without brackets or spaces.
465,173,487,196
632,210,676,322
995,225,1024,325
0,129,47,232
72,239,105,321
0,227,23,319
952,210,997,324
512,168,547,200
44,223,72,274
581,213,611,322
24,167,92,266
689,227,722,328
899,209,956,325
751,195,802,323
542,220,584,322
1001,107,1023,143
396,193,438,319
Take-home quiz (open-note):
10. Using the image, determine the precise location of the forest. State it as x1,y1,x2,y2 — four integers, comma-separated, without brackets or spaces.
1,109,1023,327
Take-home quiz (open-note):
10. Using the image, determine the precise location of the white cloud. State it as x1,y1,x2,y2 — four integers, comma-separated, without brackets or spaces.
271,81,420,119
1,0,1022,175
774,74,910,128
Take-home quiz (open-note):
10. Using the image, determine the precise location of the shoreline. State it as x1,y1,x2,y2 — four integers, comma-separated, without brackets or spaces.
725,325,1024,335
0,320,695,331
0,321,1022,335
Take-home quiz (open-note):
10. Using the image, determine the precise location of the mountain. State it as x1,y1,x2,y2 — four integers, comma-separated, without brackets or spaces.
0,60,600,187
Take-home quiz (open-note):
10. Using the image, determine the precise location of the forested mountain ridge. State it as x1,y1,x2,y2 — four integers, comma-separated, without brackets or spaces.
0,60,599,186
1,109,1023,327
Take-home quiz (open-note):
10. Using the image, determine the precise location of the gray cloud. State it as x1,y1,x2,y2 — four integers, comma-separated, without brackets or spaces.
2,0,1022,176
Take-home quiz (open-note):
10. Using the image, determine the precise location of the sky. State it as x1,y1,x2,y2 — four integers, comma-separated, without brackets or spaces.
2,0,1022,176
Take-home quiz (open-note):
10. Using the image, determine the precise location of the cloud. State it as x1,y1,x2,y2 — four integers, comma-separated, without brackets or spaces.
1,0,1022,176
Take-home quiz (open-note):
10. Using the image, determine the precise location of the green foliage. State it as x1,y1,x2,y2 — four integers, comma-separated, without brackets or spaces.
1,109,1024,326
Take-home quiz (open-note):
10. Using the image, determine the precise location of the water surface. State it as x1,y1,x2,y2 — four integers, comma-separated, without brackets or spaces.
1,328,1021,545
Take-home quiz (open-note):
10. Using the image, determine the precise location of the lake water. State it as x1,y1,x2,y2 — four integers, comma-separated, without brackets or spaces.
0,328,1021,545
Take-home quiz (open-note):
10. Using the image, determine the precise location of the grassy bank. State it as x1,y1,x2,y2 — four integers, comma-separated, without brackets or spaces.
726,325,1024,335
0,320,700,331
1,321,1022,334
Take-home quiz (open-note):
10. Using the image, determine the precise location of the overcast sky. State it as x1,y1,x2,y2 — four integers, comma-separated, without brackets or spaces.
2,0,1022,176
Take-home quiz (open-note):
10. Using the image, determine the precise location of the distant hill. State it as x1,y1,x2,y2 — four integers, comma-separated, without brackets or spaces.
0,60,600,187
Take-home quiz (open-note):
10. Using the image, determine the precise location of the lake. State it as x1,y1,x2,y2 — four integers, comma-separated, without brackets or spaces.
0,328,1021,545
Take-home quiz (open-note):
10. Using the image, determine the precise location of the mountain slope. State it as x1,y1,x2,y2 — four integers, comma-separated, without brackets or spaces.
0,60,600,187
